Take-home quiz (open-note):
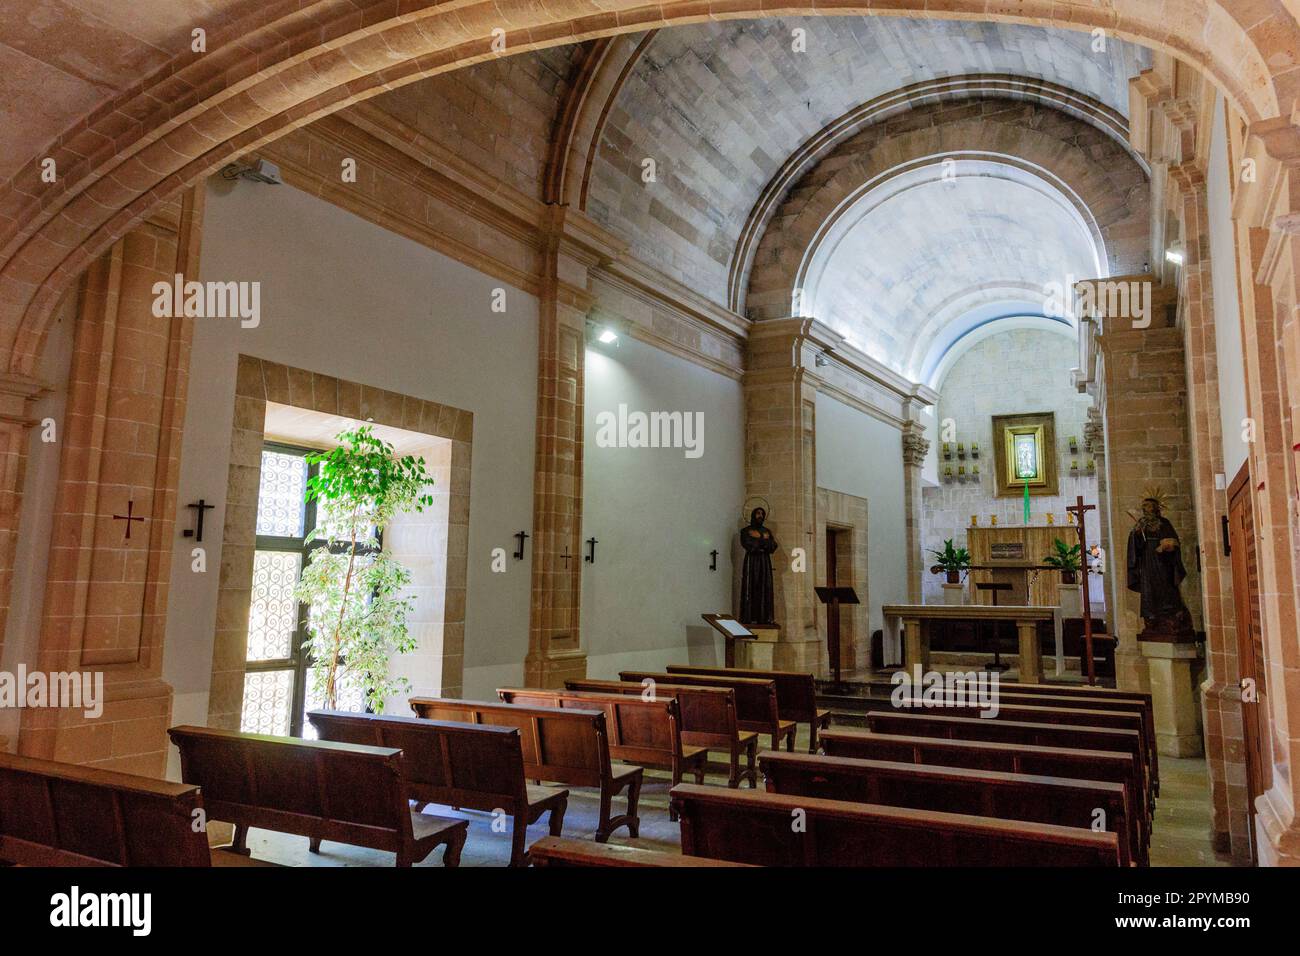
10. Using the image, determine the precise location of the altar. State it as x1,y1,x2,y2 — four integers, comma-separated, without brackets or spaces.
882,604,1058,683
966,524,1073,607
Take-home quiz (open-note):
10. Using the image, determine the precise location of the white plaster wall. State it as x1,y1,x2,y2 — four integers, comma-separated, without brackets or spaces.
580,337,744,678
1207,92,1250,478
814,392,907,635
921,328,1101,603
163,179,539,733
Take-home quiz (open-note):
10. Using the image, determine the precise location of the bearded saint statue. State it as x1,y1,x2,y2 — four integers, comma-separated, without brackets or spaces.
739,506,778,625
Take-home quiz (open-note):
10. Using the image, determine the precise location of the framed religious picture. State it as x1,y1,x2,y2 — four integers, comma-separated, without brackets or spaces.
992,412,1059,497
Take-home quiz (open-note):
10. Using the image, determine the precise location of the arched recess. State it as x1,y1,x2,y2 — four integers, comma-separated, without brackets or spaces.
0,0,1289,378
727,74,1145,314
745,97,1151,333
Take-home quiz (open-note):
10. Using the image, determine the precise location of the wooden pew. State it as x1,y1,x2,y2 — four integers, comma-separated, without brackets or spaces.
497,688,706,788
0,752,257,867
565,678,757,788
408,697,643,842
306,709,568,866
666,663,831,752
821,728,1148,863
168,725,468,867
529,836,753,867
891,699,1155,797
670,784,1121,866
760,750,1137,866
863,711,1151,811
620,669,795,752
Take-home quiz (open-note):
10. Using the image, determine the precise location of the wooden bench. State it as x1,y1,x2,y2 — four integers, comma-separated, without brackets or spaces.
565,678,757,788
168,725,467,867
306,709,568,866
666,663,831,752
497,688,706,788
760,750,1138,866
670,783,1121,866
0,752,263,867
620,669,795,752
890,699,1156,797
863,711,1151,811
408,697,642,842
820,728,1148,863
528,836,753,867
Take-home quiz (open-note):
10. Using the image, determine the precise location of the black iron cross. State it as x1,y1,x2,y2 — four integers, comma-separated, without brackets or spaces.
182,499,215,543
513,530,529,560
560,547,571,569
585,537,598,564
709,549,718,571
112,500,145,540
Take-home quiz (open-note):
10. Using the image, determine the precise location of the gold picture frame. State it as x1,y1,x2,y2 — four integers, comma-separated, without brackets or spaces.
992,412,1058,497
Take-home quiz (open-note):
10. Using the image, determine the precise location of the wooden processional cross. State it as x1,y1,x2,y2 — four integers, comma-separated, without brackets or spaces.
1066,495,1098,686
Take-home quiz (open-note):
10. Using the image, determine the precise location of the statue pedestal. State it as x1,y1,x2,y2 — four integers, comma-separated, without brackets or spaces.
739,625,779,669
1140,640,1204,756
941,582,965,606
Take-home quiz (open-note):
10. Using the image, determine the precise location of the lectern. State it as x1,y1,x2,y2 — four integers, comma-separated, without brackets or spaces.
814,586,860,684
701,613,757,667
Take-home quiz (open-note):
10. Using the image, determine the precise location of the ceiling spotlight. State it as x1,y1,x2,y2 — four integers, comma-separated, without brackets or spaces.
597,328,619,345
220,159,283,185
815,351,831,367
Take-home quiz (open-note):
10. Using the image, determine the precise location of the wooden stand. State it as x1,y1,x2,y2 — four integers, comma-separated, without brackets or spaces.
814,586,860,685
701,613,757,668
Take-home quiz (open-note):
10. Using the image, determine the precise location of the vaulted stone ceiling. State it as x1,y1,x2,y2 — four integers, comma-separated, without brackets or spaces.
581,16,1152,379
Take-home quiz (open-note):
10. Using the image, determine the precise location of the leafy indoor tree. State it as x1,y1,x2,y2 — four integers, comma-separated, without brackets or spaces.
294,426,434,713
1043,538,1083,584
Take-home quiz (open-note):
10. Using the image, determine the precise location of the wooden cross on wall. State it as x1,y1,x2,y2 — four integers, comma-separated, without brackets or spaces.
1066,495,1098,685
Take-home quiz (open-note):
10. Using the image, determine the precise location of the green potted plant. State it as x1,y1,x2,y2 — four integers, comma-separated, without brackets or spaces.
295,426,435,713
1043,538,1082,584
929,538,972,584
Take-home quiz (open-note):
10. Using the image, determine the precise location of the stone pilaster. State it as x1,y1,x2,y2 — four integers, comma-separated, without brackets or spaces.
744,320,821,671
17,189,203,774
524,207,597,687
901,429,930,602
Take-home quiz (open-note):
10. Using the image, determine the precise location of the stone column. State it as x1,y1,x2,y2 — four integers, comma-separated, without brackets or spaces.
525,207,596,687
901,429,930,602
17,189,202,774
744,320,820,671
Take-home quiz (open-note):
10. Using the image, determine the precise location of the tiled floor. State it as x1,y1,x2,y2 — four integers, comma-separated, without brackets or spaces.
242,736,1234,867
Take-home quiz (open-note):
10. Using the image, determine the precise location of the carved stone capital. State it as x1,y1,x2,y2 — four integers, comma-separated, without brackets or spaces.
902,431,930,468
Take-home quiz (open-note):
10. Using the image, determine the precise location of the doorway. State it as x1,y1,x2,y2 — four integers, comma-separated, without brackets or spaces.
1227,461,1268,863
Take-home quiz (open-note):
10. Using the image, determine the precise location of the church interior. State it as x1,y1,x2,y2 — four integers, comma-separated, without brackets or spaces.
1,1,1299,886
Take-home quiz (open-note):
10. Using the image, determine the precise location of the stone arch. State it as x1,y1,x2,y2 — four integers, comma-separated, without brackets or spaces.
0,1,1290,376
744,98,1151,337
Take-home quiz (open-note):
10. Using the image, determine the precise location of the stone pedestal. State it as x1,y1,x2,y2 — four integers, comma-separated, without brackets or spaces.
740,626,779,669
1141,640,1205,757
941,582,965,606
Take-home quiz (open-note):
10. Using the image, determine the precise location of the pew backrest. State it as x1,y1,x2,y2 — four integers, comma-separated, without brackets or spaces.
168,724,415,850
0,752,211,867
497,688,684,770
619,670,779,734
864,711,1149,804
562,679,741,752
670,784,1121,867
529,836,753,867
408,697,611,789
306,709,527,816
760,750,1134,866
666,664,818,724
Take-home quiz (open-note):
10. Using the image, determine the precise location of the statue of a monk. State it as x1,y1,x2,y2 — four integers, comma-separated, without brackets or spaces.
1126,496,1193,638
739,507,778,625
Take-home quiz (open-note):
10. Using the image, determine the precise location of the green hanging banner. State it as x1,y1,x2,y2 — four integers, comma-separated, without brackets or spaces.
1023,478,1031,524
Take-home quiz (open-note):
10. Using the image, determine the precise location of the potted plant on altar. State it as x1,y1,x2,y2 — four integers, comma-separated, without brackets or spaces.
929,539,971,584
1043,538,1082,584
294,426,435,713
